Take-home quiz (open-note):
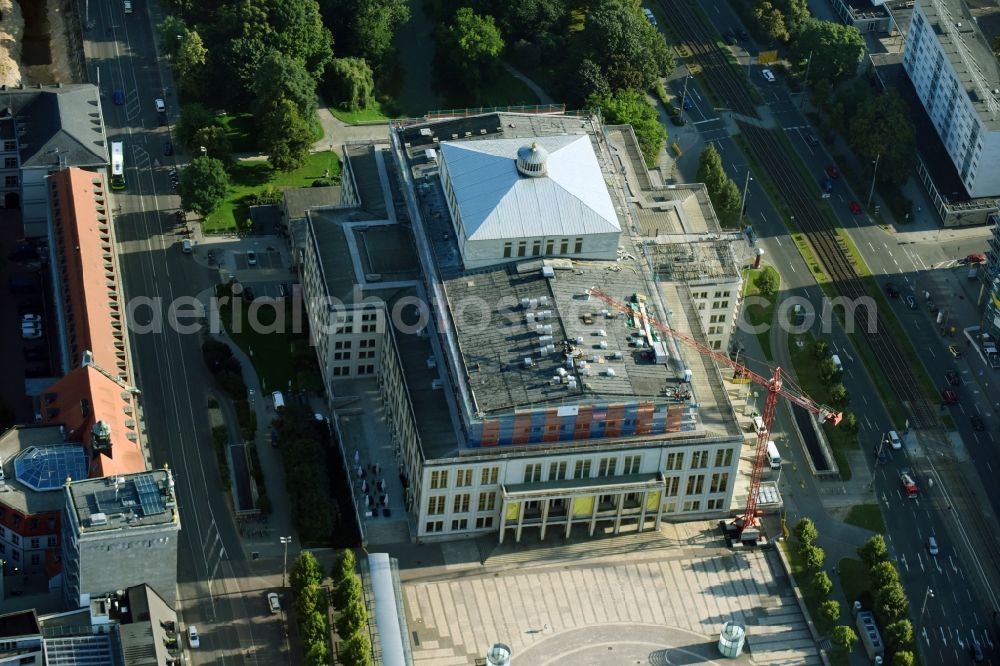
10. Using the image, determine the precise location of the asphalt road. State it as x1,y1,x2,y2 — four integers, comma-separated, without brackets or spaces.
669,0,1000,661
81,1,290,664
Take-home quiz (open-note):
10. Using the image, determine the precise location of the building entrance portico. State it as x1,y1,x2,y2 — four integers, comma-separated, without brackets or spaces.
499,473,666,543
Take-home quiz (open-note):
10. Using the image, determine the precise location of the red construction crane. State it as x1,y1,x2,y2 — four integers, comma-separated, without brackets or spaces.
587,288,842,536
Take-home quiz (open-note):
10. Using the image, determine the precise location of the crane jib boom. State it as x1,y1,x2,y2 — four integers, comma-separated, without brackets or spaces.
586,287,843,535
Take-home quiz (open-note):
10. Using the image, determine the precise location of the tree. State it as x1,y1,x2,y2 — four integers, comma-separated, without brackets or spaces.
884,619,914,655
260,98,314,172
818,357,839,383
158,16,189,59
754,267,779,297
496,0,566,42
875,583,909,626
841,412,858,434
179,157,229,216
326,58,376,111
588,89,667,167
193,126,232,163
695,144,741,226
793,517,818,546
301,610,328,643
444,8,504,90
254,51,319,122
812,340,829,359
848,90,916,188
819,599,841,625
829,383,850,408
831,625,858,651
582,0,674,92
303,640,330,666
790,20,865,85
296,583,327,617
321,0,410,65
340,630,373,666
893,651,916,666
332,573,362,609
869,560,900,590
572,58,610,104
291,551,324,591
803,544,825,571
332,549,358,589
754,1,789,43
774,0,811,34
336,597,368,637
175,30,209,98
176,103,218,149
811,571,832,596
858,534,888,568
267,0,334,79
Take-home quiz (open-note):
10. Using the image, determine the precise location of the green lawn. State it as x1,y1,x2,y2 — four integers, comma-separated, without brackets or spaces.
844,503,886,534
743,266,779,361
330,103,396,124
838,557,873,609
203,151,342,234
218,113,257,153
216,284,322,394
787,331,858,480
782,541,835,635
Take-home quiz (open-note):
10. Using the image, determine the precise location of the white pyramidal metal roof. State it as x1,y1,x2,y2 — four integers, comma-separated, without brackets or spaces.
440,135,621,241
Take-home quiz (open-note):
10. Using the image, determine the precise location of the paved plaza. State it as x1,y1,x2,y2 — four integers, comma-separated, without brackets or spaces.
400,525,821,665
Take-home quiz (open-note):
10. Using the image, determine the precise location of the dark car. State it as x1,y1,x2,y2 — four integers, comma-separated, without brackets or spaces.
723,29,737,45
270,428,279,448
941,388,958,405
737,28,748,40
971,641,984,662
163,141,173,156
822,178,834,195
971,415,986,432
825,165,840,179
682,96,694,110
946,370,961,386
805,132,819,147
885,282,899,298
242,285,255,301
113,89,124,106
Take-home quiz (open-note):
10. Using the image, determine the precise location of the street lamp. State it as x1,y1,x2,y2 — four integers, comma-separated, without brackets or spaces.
740,171,753,223
920,586,935,621
280,536,292,588
867,153,881,209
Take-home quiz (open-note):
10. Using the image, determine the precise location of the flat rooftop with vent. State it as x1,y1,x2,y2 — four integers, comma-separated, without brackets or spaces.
65,469,177,534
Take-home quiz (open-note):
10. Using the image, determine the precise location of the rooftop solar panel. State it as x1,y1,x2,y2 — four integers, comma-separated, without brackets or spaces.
134,474,165,516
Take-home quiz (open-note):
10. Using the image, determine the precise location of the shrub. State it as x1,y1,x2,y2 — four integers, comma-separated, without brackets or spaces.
803,544,825,571
858,534,888,567
831,625,858,651
793,517,818,546
811,571,832,596
819,599,841,624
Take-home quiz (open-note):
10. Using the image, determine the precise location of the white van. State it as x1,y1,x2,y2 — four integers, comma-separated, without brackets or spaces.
766,441,781,470
271,391,285,410
751,415,767,435
830,354,843,373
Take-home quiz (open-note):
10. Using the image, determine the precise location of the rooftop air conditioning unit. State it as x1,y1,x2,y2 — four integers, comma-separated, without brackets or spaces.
523,357,534,368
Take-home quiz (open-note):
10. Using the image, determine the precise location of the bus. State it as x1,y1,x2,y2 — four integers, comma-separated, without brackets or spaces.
110,141,125,190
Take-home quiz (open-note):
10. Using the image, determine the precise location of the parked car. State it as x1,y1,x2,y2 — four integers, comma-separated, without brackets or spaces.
736,28,748,40
971,415,986,432
885,282,899,298
886,430,902,450
113,88,124,105
21,326,42,340
946,370,961,386
760,68,776,83
682,96,694,110
948,344,963,358
188,626,200,648
246,250,257,265
154,98,166,113
805,132,819,147
723,29,737,45
270,428,279,448
123,0,133,13
971,641,985,662
849,200,862,215
966,253,987,264
941,388,958,405
642,7,657,26
21,314,41,325
267,592,281,613
825,165,840,179
163,141,173,156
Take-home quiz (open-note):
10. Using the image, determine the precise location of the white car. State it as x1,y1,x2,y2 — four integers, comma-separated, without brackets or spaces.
123,0,133,13
761,68,776,83
21,323,42,340
188,625,200,648
267,592,281,613
21,314,41,325
887,430,902,450
154,98,166,113
642,7,657,26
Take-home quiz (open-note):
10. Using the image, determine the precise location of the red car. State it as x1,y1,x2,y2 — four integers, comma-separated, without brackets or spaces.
849,201,862,215
942,388,958,405
967,253,986,264
825,165,840,179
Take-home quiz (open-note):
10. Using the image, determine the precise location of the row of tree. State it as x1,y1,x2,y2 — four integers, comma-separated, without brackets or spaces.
330,550,373,666
857,535,918,665
275,404,340,543
290,551,335,666
696,144,741,228
792,518,852,644
812,340,851,412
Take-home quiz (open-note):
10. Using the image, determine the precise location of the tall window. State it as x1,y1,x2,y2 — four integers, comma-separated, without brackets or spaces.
532,240,542,256
524,463,542,483
548,461,567,481
545,239,554,255
503,243,512,258
574,237,583,253
517,241,527,257
710,473,730,494
574,459,592,479
623,455,641,475
597,457,617,477
665,476,680,496
686,475,705,495
481,467,499,485
427,496,446,514
477,492,496,511
715,449,734,468
430,470,449,489
453,494,471,513
665,452,684,470
690,450,709,469
560,238,569,254
456,469,473,487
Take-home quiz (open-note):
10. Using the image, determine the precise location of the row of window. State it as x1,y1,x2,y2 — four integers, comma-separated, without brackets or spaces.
0,543,42,565
502,237,585,258
332,364,376,376
0,530,58,548
427,450,735,490
663,473,730,497
693,290,732,300
427,492,497,515
333,350,377,361
425,516,494,533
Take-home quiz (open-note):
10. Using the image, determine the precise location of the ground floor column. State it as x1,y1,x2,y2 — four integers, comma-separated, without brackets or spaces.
540,499,550,541
498,499,509,544
589,493,599,536
612,493,625,535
